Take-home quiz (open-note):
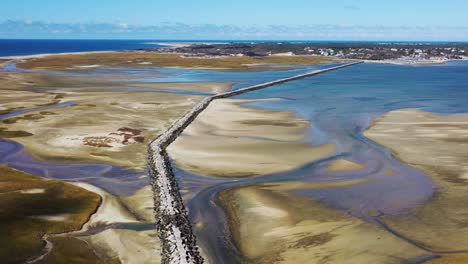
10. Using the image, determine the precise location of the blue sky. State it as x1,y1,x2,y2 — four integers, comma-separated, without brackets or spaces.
1,0,468,40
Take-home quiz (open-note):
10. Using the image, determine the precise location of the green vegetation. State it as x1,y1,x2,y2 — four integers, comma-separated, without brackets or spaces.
17,52,333,70
36,99,61,106
0,127,33,138
0,107,25,115
0,166,101,263
39,111,58,115
36,237,118,264
2,113,45,124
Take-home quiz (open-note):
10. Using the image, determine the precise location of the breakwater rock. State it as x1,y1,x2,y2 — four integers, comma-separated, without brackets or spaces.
147,62,362,264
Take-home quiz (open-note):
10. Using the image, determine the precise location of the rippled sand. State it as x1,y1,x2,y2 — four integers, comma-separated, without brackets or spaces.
365,108,468,261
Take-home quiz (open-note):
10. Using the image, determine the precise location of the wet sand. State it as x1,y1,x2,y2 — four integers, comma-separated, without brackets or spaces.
364,108,468,261
31,182,160,264
217,184,427,263
0,68,222,263
1,73,232,170
168,98,336,177
68,183,159,264
325,159,367,172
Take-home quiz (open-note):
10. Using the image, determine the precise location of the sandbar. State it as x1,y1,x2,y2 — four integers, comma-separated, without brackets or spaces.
168,98,336,177
364,108,468,256
217,183,427,263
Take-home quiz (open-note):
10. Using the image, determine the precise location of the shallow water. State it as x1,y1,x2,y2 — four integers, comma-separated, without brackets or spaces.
2,63,336,198
172,61,468,263
3,61,468,263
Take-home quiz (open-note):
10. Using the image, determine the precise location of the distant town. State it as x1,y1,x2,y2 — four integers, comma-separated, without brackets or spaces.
151,42,468,64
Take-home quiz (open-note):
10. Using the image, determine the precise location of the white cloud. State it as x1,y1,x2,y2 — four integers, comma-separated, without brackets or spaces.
344,5,360,11
1,20,468,40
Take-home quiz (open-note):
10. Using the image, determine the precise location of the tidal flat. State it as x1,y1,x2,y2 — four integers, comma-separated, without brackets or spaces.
0,53,334,263
1,72,231,170
172,61,468,263
217,184,426,263
0,59,231,263
4,51,468,264
168,98,336,177
365,109,468,263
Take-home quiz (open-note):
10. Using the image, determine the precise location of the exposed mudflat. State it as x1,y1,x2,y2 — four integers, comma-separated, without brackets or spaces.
365,108,468,262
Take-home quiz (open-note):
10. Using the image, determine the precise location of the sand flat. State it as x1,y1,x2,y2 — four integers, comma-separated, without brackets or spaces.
364,108,468,253
71,182,138,227
3,90,206,170
325,159,367,172
168,98,336,177
217,184,426,263
83,229,160,264
67,183,160,264
1,71,232,170
121,185,155,222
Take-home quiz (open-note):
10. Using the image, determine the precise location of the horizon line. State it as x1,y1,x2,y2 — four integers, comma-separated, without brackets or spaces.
1,38,468,43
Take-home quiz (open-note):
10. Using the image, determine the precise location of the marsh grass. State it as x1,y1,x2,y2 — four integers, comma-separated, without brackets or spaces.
18,52,333,70
35,237,118,264
0,127,33,138
2,113,45,124
0,166,100,263
0,107,25,115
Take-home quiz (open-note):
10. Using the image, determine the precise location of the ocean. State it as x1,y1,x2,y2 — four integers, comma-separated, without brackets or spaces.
0,39,166,56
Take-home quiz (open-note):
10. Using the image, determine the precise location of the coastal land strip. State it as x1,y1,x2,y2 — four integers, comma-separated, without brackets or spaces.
12,51,335,71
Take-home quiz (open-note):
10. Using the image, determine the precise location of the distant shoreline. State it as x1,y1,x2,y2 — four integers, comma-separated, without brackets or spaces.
362,57,468,65
146,41,228,48
0,50,116,60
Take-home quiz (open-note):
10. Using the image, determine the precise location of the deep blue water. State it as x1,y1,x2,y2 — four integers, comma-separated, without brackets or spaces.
0,39,165,56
